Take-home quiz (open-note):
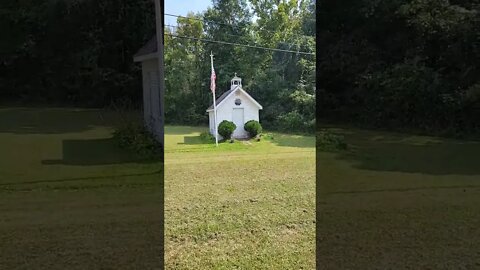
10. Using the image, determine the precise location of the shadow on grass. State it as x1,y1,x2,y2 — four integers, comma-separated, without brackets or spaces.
176,133,316,148
327,128,480,176
42,138,161,166
165,125,208,135
0,107,141,134
178,135,207,145
268,133,315,148
0,170,162,186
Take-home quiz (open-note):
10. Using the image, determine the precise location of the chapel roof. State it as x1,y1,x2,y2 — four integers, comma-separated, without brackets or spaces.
206,86,239,111
206,85,262,111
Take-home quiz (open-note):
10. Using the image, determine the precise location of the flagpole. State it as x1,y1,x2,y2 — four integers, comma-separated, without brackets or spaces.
210,52,218,147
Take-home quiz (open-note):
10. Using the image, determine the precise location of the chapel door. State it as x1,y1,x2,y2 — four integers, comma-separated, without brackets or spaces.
232,108,245,138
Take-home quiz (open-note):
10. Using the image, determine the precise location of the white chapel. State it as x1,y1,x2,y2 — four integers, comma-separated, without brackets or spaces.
207,74,263,139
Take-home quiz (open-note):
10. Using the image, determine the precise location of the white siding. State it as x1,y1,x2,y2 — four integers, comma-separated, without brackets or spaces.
209,88,261,139
141,61,152,127
209,111,215,134
141,59,162,139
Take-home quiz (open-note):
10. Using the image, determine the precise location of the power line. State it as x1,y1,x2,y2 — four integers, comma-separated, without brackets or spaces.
164,13,315,40
164,24,309,50
165,33,315,56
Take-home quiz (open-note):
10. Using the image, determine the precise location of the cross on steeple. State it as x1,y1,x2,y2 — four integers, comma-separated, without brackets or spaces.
231,73,242,89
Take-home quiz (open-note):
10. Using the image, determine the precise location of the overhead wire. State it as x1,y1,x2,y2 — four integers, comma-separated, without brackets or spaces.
164,32,315,56
164,23,313,53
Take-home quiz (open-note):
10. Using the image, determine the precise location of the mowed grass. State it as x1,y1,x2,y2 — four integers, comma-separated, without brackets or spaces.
164,126,315,269
317,126,480,269
0,107,162,270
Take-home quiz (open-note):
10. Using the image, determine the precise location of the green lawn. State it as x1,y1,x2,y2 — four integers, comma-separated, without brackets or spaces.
164,125,316,269
0,107,162,270
318,126,480,269
7,107,475,268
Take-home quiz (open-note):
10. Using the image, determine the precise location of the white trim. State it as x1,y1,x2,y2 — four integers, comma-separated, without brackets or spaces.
206,86,262,112
133,52,158,62
238,88,263,109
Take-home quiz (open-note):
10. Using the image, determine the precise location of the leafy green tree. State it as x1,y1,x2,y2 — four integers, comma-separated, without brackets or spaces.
317,0,480,136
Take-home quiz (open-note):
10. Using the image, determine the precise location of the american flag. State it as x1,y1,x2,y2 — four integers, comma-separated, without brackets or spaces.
210,65,216,93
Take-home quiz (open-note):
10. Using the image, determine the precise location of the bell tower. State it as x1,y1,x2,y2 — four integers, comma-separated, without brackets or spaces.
231,72,242,90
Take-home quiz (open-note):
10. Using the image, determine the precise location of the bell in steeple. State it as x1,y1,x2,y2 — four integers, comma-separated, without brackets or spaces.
231,72,242,89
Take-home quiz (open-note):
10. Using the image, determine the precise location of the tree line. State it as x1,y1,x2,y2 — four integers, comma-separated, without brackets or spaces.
1,0,316,133
164,0,316,133
6,0,476,137
318,0,480,137
0,0,155,107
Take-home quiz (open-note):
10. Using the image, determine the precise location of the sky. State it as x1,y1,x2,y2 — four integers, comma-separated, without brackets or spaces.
165,0,212,26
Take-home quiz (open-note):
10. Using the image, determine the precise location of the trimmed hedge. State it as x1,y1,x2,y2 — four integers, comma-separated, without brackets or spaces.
244,120,262,137
218,120,236,140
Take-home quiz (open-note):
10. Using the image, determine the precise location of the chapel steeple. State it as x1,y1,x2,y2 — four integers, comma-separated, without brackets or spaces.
231,73,242,89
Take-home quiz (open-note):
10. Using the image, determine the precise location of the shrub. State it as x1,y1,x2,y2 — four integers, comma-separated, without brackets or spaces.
277,111,303,131
112,123,162,160
317,130,348,152
200,131,215,143
244,120,263,137
113,123,138,148
276,110,314,133
218,120,236,140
